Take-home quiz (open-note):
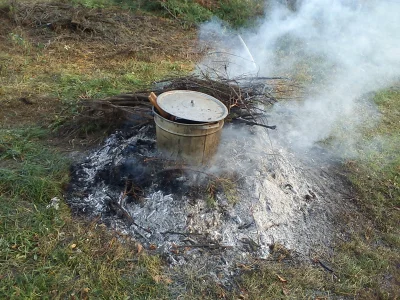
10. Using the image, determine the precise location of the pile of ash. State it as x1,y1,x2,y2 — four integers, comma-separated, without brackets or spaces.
67,122,353,279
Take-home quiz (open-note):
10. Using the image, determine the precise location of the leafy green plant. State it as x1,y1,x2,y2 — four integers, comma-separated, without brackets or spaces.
216,0,265,28
141,0,265,28
70,0,111,8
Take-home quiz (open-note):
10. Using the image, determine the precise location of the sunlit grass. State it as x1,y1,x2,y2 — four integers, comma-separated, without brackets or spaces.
0,41,193,102
346,89,400,231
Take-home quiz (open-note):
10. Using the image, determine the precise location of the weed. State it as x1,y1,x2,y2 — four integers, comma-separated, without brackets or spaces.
9,32,29,48
142,0,265,28
70,0,111,8
216,0,265,28
206,181,218,208
204,174,238,208
218,176,239,205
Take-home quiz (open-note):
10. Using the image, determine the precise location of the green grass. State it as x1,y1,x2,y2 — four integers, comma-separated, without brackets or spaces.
151,0,266,28
0,127,169,298
53,61,188,102
0,128,67,201
346,89,400,231
216,0,265,28
69,0,265,28
235,236,399,299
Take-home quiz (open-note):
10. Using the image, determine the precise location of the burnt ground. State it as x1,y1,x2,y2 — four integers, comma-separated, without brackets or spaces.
66,118,357,288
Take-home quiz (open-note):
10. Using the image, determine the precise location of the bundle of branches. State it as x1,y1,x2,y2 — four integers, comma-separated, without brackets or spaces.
152,75,279,109
60,75,294,136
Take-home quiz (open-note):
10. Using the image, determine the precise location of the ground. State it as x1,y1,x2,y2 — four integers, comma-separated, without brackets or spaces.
0,1,399,299
0,1,198,128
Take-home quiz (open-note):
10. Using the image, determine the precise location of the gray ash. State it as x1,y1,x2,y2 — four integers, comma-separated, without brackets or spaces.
67,122,355,287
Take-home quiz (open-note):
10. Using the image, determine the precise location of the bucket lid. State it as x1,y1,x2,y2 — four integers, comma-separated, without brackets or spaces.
157,90,228,122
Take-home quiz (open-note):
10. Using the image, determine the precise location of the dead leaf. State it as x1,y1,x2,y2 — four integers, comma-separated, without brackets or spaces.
11,244,18,250
278,254,287,262
149,244,157,250
170,249,179,254
277,274,287,283
137,243,143,254
217,289,226,299
81,287,90,300
237,264,252,271
70,244,77,249
152,275,173,284
238,292,248,300
282,286,290,295
162,276,173,285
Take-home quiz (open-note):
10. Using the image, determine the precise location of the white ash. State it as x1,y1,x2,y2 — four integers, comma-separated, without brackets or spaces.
68,123,353,271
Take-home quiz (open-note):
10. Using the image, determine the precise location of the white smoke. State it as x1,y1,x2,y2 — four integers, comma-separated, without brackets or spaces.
198,0,400,154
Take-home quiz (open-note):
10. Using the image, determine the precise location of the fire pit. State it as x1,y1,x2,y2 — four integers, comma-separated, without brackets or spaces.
66,78,353,285
153,90,228,165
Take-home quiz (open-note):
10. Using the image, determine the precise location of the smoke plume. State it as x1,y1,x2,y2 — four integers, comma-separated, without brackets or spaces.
198,0,400,154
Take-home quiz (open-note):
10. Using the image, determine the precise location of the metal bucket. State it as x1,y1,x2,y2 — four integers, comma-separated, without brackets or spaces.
154,110,224,165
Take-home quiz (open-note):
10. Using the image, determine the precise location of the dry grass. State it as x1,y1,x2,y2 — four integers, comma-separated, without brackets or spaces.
0,0,197,128
0,1,399,299
0,2,192,297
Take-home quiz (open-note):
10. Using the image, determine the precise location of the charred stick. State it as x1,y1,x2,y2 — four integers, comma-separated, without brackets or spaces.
317,259,334,273
231,112,264,119
238,221,255,229
176,244,232,249
161,231,203,236
315,259,337,278
234,118,277,130
106,196,152,234
156,167,220,180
